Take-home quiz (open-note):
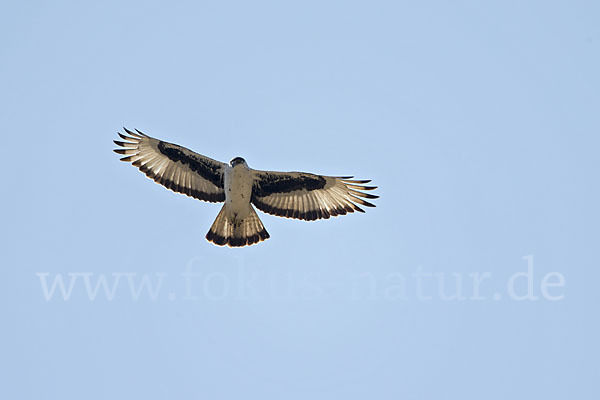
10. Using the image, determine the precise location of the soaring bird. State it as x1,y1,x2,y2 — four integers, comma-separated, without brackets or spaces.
113,128,378,247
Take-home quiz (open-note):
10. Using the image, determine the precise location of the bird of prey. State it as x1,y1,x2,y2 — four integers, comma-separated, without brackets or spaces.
113,128,378,247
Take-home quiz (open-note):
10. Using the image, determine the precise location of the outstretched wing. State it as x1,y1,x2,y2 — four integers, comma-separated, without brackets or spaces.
251,170,378,221
113,128,227,203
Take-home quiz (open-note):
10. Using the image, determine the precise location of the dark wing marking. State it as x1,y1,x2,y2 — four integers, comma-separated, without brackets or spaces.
252,173,327,197
251,170,378,221
113,128,226,203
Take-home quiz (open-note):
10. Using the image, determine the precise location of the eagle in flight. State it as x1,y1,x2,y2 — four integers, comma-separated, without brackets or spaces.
114,128,378,247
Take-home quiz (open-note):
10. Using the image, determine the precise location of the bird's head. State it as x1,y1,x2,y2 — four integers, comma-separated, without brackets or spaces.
230,157,247,167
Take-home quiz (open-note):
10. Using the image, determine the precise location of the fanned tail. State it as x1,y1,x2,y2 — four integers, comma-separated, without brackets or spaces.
206,205,270,247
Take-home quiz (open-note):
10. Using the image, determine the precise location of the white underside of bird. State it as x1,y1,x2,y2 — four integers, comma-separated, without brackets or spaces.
224,161,254,221
206,161,270,247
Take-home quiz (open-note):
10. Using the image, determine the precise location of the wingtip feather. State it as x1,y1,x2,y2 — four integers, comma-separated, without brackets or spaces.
113,140,136,147
353,204,366,213
118,132,138,142
341,178,372,184
122,127,146,139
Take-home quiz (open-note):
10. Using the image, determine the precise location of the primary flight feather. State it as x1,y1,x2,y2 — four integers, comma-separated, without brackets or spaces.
113,128,378,247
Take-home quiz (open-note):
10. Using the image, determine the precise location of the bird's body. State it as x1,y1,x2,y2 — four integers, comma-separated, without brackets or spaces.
113,128,378,247
224,159,253,222
208,158,270,246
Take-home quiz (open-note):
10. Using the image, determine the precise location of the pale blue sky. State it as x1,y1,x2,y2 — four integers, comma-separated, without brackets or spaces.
1,1,599,399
